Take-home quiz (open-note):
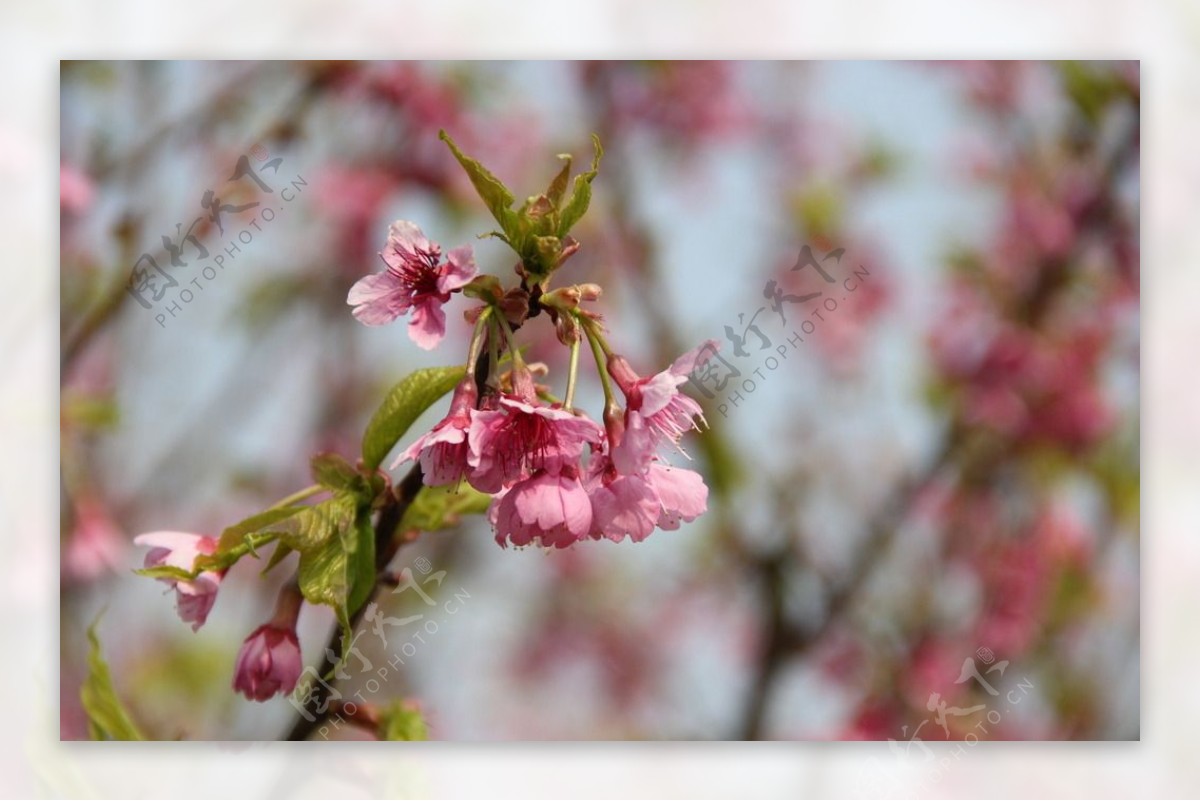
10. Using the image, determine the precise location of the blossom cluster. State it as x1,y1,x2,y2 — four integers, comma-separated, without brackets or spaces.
133,134,715,707
367,221,712,549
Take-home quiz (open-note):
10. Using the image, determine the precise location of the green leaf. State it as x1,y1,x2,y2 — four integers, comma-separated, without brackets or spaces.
81,619,144,741
377,701,428,741
361,365,467,471
439,129,519,242
296,501,375,654
261,541,294,575
557,134,603,238
345,510,376,619
398,483,492,535
134,564,195,582
216,506,306,553
311,452,361,492
281,493,358,553
191,505,307,573
545,154,573,209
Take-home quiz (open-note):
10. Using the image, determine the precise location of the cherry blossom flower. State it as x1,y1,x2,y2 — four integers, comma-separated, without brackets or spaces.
585,457,660,542
645,463,708,530
491,469,593,549
586,453,709,542
467,397,603,493
392,375,477,485
232,623,303,702
347,221,476,349
606,341,715,470
133,531,224,631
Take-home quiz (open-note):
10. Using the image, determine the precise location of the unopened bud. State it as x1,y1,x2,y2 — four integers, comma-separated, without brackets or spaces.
555,313,581,345
578,283,602,302
540,285,582,312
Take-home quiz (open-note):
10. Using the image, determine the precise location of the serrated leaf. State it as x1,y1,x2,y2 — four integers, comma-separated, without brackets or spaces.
281,493,358,553
557,134,603,238
398,483,492,535
216,506,307,554
296,503,375,656
361,365,466,471
439,129,519,242
311,452,361,492
188,507,302,574
81,619,144,741
377,701,428,741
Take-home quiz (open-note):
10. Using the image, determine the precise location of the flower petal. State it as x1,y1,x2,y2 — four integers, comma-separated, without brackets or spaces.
438,245,477,293
648,464,708,530
669,339,721,378
407,299,447,350
348,271,411,326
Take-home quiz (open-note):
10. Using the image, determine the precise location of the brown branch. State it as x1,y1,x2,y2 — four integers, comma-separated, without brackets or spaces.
284,463,424,741
738,435,958,740
284,310,523,740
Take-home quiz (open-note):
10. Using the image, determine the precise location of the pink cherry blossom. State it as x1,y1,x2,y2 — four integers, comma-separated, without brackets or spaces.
645,463,708,530
392,376,477,485
491,470,593,549
607,341,714,470
347,221,476,349
232,623,303,702
133,531,223,631
585,456,660,542
467,397,603,493
585,449,710,542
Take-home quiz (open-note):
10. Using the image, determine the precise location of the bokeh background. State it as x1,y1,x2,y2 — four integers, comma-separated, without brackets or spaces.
58,60,1139,745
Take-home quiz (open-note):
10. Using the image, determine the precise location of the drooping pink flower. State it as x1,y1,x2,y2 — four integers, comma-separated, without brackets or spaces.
491,470,593,549
467,397,603,493
232,623,303,702
133,531,223,631
585,456,660,543
606,341,714,470
584,448,710,542
645,463,708,530
392,375,477,485
347,221,476,349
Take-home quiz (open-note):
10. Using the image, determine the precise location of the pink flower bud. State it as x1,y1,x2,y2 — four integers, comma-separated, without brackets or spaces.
577,283,603,302
233,623,303,702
